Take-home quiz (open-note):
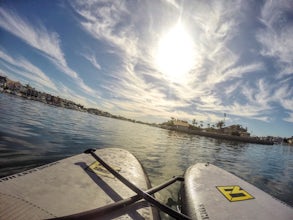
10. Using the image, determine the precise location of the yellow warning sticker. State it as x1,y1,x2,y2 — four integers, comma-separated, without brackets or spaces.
87,161,121,178
216,186,254,202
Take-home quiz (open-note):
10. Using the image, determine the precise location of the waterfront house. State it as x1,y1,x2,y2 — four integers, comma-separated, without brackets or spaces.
285,137,293,145
46,94,52,103
0,76,7,87
173,119,190,129
6,80,22,91
223,124,250,137
39,93,47,103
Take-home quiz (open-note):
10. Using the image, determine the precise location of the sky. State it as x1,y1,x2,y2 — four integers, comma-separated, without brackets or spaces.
0,0,293,137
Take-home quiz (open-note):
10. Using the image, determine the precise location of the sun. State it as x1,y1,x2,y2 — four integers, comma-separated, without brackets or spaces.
156,23,196,83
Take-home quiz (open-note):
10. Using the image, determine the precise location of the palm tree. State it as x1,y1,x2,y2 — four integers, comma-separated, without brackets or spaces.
192,119,196,126
216,120,225,129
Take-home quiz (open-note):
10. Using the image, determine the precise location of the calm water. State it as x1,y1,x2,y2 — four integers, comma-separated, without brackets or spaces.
0,93,292,218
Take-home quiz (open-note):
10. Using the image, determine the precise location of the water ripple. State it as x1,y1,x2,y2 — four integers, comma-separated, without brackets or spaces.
1,93,292,213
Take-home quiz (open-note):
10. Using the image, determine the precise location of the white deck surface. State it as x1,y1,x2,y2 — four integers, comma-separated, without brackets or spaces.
0,148,157,219
183,163,293,220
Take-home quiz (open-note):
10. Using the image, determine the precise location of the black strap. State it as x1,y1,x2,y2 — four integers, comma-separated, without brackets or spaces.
84,148,191,220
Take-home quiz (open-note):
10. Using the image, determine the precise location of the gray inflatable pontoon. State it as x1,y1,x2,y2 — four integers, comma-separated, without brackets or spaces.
181,163,293,220
0,148,160,220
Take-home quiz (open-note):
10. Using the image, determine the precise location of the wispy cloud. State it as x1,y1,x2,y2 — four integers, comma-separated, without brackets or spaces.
70,0,274,123
275,84,293,122
56,82,99,107
81,52,101,70
0,49,58,92
253,0,293,123
0,48,101,108
283,112,293,123
163,0,180,9
23,0,286,128
257,0,293,78
164,0,269,120
72,0,138,58
0,7,98,97
0,8,67,67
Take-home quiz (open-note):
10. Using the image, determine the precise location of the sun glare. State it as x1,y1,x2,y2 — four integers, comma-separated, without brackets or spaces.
156,23,196,83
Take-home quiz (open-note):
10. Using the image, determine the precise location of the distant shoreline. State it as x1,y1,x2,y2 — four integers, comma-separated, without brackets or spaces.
0,91,282,146
0,76,289,145
0,76,152,125
160,125,274,145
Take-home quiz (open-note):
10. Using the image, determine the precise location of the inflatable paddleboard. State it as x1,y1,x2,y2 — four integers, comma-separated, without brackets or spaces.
181,163,293,220
0,148,159,220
